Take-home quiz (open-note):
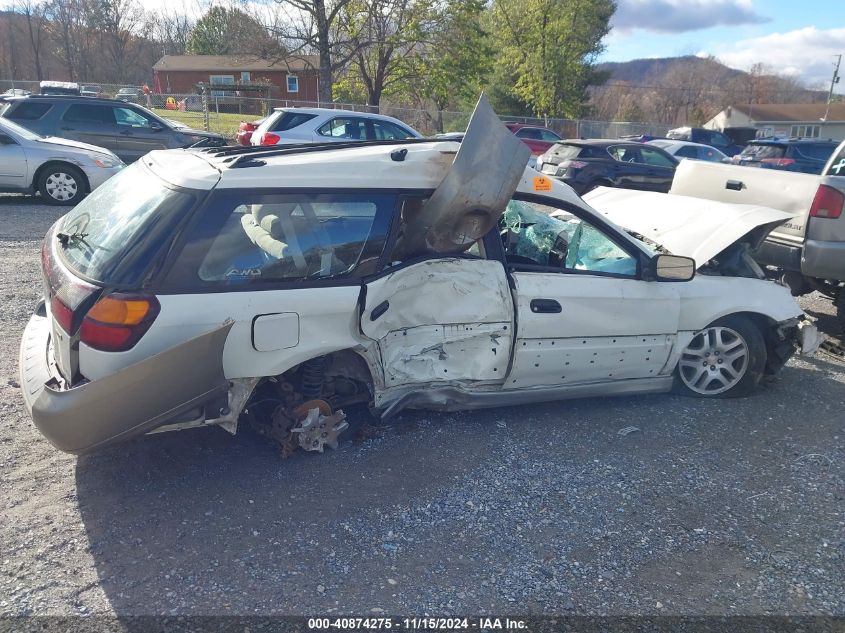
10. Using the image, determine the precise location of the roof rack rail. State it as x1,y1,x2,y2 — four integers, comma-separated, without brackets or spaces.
202,138,445,167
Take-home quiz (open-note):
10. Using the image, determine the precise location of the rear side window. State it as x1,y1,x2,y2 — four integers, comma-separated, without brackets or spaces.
63,104,114,124
675,146,698,159
272,111,317,132
165,191,395,288
792,144,836,162
7,101,52,121
58,163,195,285
826,146,845,175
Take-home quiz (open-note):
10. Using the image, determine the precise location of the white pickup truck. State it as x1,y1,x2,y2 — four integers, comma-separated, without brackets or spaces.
658,140,845,329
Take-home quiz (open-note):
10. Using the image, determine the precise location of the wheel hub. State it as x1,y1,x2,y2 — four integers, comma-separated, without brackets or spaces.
678,326,749,395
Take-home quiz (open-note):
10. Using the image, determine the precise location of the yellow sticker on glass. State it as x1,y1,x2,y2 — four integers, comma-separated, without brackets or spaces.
533,176,552,192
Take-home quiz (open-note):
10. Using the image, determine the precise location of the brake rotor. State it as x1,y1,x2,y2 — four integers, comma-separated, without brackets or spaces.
291,405,349,453
293,399,333,420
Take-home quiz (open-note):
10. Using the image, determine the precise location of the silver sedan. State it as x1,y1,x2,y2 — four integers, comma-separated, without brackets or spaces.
0,116,123,205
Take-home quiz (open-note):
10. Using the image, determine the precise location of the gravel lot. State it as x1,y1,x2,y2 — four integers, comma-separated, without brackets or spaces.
1,195,843,616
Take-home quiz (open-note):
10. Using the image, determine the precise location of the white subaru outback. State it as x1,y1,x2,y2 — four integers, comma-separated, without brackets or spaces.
19,97,819,455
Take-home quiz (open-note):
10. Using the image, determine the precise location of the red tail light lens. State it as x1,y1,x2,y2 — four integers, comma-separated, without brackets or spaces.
560,160,589,170
809,185,844,219
51,296,74,334
80,294,160,352
260,132,280,145
761,158,796,167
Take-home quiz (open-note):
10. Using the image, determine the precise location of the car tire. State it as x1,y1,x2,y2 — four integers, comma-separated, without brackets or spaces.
673,315,767,398
37,164,86,206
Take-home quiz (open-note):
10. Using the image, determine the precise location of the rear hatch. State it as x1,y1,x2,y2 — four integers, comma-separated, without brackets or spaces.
539,143,603,177
733,142,784,167
43,159,205,384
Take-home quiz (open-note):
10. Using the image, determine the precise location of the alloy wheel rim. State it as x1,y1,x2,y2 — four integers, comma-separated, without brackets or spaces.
678,326,749,395
45,172,78,201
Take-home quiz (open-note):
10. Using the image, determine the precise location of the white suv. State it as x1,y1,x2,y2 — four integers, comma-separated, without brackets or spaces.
250,107,421,146
19,98,818,455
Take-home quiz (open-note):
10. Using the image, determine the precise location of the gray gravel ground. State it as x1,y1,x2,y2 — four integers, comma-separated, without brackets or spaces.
0,195,843,616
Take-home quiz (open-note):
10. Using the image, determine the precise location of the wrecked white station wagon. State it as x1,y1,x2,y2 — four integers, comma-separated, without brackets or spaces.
19,98,819,455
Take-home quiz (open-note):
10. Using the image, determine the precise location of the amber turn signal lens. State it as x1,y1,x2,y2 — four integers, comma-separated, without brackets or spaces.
86,296,152,326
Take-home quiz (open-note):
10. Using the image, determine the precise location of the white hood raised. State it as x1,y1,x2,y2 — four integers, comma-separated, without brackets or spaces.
582,187,794,266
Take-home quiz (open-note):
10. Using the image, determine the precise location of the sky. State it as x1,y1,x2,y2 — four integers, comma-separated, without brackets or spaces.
603,0,845,94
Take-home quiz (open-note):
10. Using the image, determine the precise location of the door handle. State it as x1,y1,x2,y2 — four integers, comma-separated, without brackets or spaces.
530,299,561,314
370,300,389,321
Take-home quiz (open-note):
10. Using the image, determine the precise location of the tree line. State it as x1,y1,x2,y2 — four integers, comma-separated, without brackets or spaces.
0,0,820,124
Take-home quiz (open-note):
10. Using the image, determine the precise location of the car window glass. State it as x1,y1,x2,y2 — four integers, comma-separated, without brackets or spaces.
675,146,698,158
709,132,730,148
640,147,675,167
500,199,637,277
8,101,51,121
181,192,394,286
371,120,415,140
317,117,366,140
741,144,784,160
608,145,641,163
794,144,836,161
63,104,114,124
272,111,317,132
540,129,562,142
516,128,542,140
115,106,153,128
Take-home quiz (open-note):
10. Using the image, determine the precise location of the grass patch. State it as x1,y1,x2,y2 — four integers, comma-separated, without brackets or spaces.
151,108,254,139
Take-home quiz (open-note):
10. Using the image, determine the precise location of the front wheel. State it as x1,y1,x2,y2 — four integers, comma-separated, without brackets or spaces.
37,165,86,206
674,315,767,398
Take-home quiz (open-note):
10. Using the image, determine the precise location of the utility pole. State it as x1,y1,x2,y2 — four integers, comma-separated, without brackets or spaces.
822,54,841,123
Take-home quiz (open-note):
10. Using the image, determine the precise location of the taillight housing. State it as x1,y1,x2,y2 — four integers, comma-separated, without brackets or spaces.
51,296,74,334
260,132,280,145
761,158,796,168
809,185,844,219
80,294,160,352
560,160,588,170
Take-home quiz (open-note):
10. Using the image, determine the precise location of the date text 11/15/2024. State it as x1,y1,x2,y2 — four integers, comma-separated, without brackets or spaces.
308,617,528,630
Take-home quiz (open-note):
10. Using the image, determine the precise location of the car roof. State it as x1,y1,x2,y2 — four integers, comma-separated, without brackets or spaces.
749,138,838,146
650,139,723,150
6,94,135,105
144,139,585,209
558,139,636,147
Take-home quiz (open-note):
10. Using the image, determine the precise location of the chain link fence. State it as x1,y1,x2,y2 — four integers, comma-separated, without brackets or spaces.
0,79,672,141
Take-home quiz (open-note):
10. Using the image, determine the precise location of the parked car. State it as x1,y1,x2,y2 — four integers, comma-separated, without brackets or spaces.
647,139,729,163
536,139,679,195
0,95,226,163
668,142,845,329
503,122,562,155
730,139,839,174
0,115,122,205
251,107,421,145
115,87,142,104
667,126,743,157
39,81,80,96
1,88,31,98
80,84,103,98
237,118,265,146
18,97,817,455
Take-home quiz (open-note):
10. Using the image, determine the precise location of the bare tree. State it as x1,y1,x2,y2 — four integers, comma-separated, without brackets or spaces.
91,0,145,83
16,0,49,80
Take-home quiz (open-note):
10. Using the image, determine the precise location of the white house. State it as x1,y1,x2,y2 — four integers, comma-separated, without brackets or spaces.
705,103,845,140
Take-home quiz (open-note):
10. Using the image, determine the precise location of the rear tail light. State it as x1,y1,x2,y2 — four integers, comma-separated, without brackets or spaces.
260,132,280,145
80,294,160,352
761,158,796,167
809,185,844,219
51,296,74,334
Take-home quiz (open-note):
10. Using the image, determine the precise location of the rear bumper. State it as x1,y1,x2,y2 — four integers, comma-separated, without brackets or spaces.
19,309,232,454
802,239,845,281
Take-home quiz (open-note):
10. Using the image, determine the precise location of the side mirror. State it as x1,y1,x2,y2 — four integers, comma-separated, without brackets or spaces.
150,122,163,132
652,254,695,282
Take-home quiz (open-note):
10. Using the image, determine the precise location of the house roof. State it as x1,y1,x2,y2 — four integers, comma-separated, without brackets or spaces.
153,55,319,73
733,102,845,123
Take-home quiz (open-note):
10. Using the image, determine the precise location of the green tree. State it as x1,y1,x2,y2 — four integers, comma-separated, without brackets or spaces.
489,0,615,119
186,6,265,55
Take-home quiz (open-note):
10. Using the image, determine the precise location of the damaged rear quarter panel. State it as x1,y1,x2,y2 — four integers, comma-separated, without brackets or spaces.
360,258,514,398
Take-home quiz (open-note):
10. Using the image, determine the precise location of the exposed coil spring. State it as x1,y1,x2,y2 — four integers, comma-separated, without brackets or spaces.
300,357,327,399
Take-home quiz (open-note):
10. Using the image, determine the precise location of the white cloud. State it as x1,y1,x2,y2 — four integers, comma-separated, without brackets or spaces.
712,27,845,89
612,0,768,34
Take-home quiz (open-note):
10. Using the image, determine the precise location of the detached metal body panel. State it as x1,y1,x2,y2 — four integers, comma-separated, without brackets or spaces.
20,315,232,454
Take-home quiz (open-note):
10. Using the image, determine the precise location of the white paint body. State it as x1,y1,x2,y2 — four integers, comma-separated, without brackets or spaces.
76,142,807,416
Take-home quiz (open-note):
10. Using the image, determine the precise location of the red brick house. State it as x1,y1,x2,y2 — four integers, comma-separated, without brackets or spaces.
152,54,320,102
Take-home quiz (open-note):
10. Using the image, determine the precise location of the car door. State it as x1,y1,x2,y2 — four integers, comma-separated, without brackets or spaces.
113,105,170,162
499,197,680,389
606,144,651,189
638,146,678,192
0,132,28,189
58,103,121,154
